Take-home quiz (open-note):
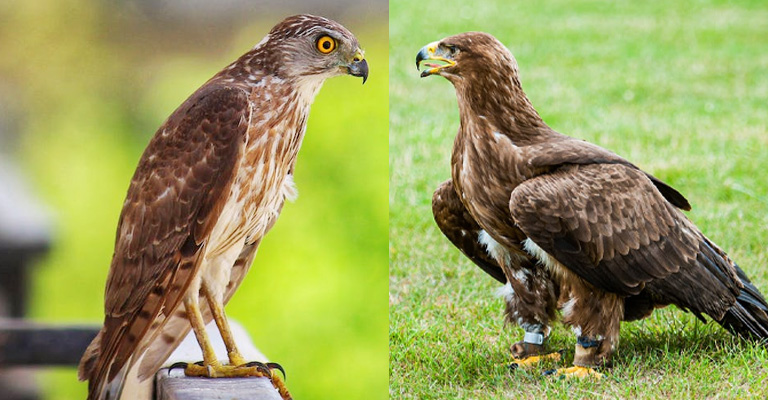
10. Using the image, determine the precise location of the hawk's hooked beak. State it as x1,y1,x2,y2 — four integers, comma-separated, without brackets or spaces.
347,48,369,84
416,42,456,78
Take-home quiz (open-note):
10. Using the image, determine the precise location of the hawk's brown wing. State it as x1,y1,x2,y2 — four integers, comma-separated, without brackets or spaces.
432,179,506,283
79,85,251,390
509,162,741,318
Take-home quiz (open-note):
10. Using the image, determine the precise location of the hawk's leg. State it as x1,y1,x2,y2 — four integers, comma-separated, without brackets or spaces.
182,288,292,400
183,295,221,372
201,284,247,366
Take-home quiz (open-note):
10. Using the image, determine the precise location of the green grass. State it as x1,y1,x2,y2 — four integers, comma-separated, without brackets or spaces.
389,0,768,398
1,2,387,400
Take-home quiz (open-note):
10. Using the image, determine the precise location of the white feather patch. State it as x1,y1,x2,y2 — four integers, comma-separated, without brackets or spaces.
294,75,327,105
282,174,298,202
522,238,558,269
572,325,583,337
252,33,271,49
513,268,529,284
562,297,577,318
478,230,512,265
495,282,515,303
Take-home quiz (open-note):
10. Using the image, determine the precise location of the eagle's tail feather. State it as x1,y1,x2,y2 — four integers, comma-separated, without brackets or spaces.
717,265,768,341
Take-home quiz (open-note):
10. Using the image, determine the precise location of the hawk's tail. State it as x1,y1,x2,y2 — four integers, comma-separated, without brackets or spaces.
78,329,130,400
717,264,768,341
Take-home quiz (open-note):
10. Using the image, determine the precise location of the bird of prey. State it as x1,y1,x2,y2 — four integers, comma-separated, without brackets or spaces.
77,14,368,399
417,32,768,376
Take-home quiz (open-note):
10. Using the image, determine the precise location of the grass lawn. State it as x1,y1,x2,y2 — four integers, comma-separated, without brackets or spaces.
389,0,768,398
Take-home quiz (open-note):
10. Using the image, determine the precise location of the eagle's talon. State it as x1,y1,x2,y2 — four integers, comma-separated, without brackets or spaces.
509,351,562,370
551,365,603,379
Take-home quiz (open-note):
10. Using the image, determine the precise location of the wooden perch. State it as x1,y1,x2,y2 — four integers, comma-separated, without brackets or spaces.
155,369,283,400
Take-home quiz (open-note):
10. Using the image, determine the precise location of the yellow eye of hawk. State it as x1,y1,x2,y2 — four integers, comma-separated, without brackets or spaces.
317,36,336,54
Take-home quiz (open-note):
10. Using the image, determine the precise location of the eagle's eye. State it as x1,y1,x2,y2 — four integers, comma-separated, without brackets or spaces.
316,36,337,54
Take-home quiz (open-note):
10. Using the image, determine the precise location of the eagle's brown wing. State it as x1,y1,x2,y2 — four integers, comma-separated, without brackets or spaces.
79,85,251,391
432,179,506,283
509,162,742,318
525,139,691,211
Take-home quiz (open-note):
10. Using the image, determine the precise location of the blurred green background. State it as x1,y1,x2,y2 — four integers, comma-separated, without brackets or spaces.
390,0,768,398
0,1,387,399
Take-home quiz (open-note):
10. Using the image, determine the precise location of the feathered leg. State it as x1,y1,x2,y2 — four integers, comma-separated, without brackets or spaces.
432,180,560,366
501,260,561,367
554,278,623,378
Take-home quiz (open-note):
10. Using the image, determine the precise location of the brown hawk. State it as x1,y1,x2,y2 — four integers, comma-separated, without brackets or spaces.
77,14,368,399
417,32,768,377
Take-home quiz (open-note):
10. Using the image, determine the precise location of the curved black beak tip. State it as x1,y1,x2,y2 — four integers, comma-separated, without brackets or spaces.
416,47,428,71
349,59,369,84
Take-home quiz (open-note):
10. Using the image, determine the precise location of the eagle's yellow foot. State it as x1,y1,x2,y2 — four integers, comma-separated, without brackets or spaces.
509,351,563,370
545,365,603,379
171,361,292,399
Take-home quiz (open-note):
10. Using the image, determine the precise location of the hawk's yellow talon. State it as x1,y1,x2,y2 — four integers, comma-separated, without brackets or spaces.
183,362,270,378
183,361,291,399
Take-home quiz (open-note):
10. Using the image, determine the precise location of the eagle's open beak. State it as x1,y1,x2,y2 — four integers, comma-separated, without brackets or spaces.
347,48,369,84
416,42,456,78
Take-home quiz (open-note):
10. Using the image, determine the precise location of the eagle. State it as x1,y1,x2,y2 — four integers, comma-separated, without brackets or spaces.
416,32,768,376
77,14,368,399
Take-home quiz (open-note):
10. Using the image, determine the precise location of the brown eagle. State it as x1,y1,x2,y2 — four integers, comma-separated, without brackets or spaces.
417,32,768,376
77,15,368,399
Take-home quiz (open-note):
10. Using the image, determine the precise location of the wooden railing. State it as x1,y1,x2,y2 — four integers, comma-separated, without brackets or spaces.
0,318,282,400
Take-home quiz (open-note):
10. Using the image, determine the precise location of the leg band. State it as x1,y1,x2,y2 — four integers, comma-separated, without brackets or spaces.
523,331,545,345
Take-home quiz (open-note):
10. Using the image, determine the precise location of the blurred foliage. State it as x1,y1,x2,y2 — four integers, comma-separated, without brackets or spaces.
0,1,387,399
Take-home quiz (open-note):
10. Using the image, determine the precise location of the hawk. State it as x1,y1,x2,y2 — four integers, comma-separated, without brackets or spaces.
77,14,368,399
416,32,768,376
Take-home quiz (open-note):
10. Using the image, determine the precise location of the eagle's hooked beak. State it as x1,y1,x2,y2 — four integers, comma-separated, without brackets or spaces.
416,42,456,78
347,48,369,84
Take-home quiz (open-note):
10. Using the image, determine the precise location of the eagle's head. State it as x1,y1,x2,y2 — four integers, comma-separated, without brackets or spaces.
416,32,546,132
416,32,518,86
247,14,368,86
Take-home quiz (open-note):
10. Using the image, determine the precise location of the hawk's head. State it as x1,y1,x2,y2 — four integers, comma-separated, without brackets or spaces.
253,14,368,84
415,32,518,85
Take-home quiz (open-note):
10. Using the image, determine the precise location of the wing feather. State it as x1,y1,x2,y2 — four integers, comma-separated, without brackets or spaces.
510,163,741,318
